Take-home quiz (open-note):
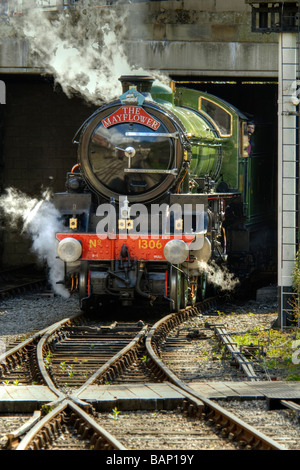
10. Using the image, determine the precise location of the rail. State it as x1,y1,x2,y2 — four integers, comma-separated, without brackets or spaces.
16,399,126,450
145,304,286,450
71,325,149,397
281,400,300,422
0,299,288,450
212,325,261,381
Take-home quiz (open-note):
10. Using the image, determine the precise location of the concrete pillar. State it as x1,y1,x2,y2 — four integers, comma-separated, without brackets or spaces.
277,33,298,328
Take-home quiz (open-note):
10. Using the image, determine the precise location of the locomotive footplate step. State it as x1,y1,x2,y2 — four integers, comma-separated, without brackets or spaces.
0,386,58,412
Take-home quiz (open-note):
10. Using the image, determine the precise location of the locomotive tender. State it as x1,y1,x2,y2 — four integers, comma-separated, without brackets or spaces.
54,75,274,312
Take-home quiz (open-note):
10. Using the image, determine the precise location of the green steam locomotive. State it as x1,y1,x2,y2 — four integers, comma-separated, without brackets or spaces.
54,75,275,312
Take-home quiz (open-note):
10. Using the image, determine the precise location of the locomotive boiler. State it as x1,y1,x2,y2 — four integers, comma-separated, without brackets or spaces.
53,75,275,312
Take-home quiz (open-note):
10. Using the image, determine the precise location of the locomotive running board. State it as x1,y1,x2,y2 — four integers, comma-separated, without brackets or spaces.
125,131,179,138
124,168,178,175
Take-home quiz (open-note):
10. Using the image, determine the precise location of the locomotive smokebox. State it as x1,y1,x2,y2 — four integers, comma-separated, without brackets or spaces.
119,75,154,96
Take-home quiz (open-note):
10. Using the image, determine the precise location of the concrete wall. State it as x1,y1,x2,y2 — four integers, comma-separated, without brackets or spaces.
125,0,278,77
0,0,278,77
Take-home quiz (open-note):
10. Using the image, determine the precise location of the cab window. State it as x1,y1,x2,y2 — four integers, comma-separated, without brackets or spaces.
199,97,232,137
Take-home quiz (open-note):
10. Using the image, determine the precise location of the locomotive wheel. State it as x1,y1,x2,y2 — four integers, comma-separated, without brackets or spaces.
79,261,90,311
181,275,189,309
200,272,207,300
169,266,182,312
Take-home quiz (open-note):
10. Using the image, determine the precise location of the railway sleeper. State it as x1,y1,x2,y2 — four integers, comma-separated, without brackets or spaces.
94,437,112,450
113,360,125,376
131,349,139,362
121,355,131,369
225,422,242,440
146,361,165,381
154,369,168,381
205,409,228,429
49,420,60,438
123,354,137,372
73,417,93,440
73,417,105,448
94,437,106,450
126,350,136,364
43,423,56,442
1,355,27,376
204,410,268,450
104,371,113,383
6,355,17,371
154,332,166,345
29,439,40,451
109,365,119,378
31,433,46,450
182,401,204,418
234,430,265,450
117,358,135,377
78,422,90,439
121,354,136,372
28,415,65,450
29,360,44,384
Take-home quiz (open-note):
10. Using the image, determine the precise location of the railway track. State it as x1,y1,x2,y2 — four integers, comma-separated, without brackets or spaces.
0,266,47,299
12,399,126,450
0,299,291,450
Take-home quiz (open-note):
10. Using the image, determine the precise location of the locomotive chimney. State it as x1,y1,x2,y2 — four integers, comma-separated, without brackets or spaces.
119,75,154,99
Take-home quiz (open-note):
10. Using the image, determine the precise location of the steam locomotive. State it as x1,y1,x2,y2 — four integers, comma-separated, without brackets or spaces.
53,75,275,312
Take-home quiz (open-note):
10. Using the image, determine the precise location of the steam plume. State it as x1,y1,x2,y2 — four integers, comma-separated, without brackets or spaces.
19,0,168,105
0,188,69,298
199,261,239,292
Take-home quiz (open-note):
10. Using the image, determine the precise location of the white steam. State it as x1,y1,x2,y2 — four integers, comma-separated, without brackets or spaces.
199,261,239,292
0,188,69,298
19,0,168,105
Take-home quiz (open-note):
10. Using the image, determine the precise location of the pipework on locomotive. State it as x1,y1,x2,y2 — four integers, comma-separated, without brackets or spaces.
53,75,275,312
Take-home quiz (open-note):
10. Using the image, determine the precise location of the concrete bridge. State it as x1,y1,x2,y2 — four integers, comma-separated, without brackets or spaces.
0,0,278,77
